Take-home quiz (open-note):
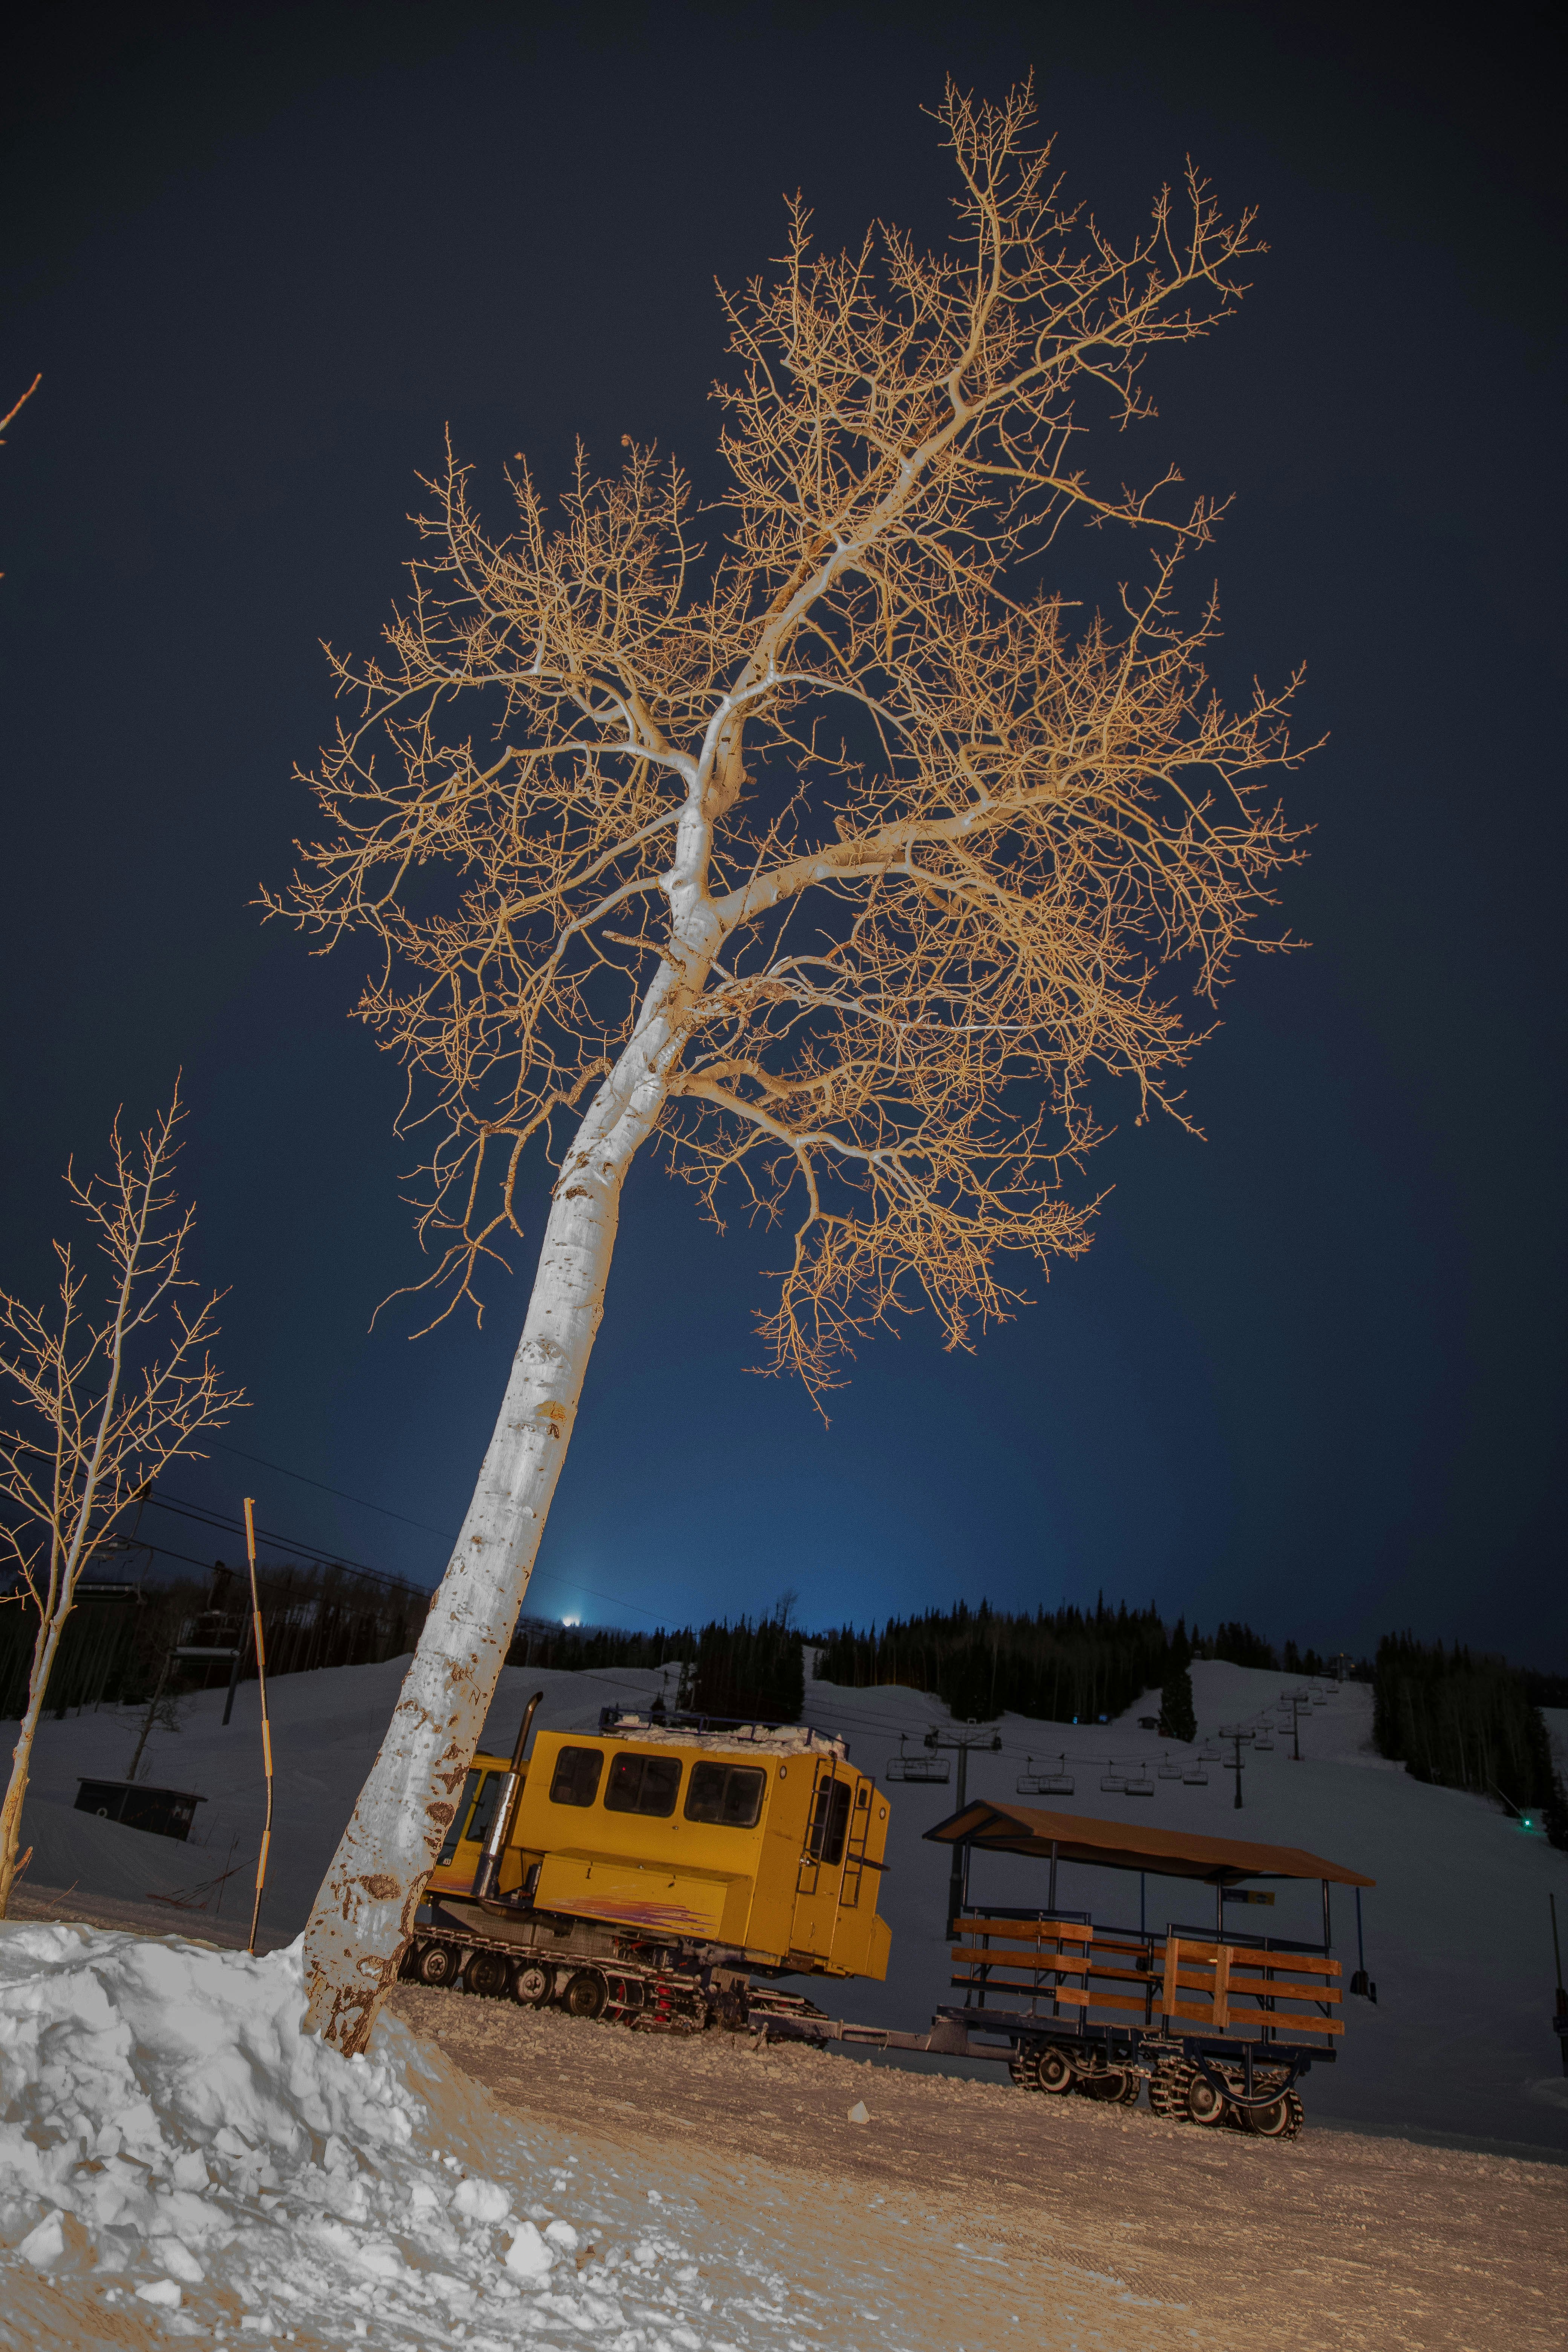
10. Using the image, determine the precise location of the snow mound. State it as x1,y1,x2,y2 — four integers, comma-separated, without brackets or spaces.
0,1920,762,2345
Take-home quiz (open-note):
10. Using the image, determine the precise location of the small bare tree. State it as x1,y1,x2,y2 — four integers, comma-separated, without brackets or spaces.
279,84,1310,2049
0,1089,243,1915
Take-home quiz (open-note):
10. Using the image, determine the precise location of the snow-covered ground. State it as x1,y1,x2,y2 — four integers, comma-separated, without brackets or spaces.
11,1657,1568,2151
0,1918,941,2348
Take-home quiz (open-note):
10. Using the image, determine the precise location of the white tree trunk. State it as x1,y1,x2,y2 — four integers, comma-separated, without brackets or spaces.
301,982,690,2051
0,1609,71,1916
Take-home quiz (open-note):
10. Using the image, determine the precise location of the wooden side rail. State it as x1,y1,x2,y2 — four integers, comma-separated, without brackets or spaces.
1159,1935,1343,2035
950,1973,1150,2015
950,1977,1092,2009
1167,1936,1341,1977
950,1919,1345,2040
957,1915,1094,1945
952,1949,1152,1980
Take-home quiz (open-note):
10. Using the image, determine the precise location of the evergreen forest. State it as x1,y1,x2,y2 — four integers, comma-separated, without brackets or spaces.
1372,1633,1567,1844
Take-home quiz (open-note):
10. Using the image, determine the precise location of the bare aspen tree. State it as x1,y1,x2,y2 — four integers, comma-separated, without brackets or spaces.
279,84,1309,2050
0,1090,243,1914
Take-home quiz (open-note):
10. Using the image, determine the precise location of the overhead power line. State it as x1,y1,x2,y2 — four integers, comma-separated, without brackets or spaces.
12,1428,698,1632
142,1472,683,1630
207,1439,456,1542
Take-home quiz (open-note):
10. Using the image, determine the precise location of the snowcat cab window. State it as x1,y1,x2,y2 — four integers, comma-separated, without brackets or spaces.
436,1767,484,1864
549,1746,605,1807
808,1776,853,1865
684,1762,766,1828
604,1752,681,1817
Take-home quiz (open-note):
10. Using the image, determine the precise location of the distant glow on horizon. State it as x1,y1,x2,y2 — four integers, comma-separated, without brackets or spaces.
563,1615,580,1627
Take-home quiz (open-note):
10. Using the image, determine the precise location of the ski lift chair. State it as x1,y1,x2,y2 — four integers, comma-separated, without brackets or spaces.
886,1734,951,1784
1157,1757,1184,1781
1182,1764,1210,1786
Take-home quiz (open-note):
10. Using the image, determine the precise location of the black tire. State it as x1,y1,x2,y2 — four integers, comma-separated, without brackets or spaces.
511,1962,550,2007
1117,2069,1142,2105
1147,2059,1189,2120
465,1951,510,2000
413,1940,459,1989
1185,2069,1228,2127
1240,2089,1304,2139
1008,2044,1040,2090
1035,2044,1075,2095
563,1969,608,2020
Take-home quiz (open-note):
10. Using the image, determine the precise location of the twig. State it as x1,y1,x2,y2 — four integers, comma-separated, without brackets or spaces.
0,374,40,441
147,1853,249,1914
243,1497,274,1954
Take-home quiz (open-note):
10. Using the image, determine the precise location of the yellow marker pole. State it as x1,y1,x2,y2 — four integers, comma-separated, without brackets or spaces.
242,1498,273,1956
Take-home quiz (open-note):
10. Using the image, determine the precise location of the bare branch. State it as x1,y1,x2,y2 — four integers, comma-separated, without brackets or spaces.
0,373,40,442
273,80,1307,1391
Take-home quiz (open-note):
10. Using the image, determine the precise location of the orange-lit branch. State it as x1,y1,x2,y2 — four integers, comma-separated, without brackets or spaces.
276,81,1308,1389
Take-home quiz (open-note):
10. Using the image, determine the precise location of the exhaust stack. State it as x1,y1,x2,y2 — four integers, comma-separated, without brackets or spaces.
471,1690,544,1903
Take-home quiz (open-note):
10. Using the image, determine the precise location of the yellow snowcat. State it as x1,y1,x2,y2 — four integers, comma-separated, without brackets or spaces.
403,1694,892,2030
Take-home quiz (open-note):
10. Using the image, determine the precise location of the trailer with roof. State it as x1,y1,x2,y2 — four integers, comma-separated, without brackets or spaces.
756,1799,1374,2138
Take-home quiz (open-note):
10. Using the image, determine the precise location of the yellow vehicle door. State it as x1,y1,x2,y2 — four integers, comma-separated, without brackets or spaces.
790,1760,854,1960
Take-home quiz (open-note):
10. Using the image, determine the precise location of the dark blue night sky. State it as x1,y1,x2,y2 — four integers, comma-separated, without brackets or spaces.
2,3,1561,1664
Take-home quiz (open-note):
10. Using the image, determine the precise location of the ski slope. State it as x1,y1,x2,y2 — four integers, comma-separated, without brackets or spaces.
11,1655,1568,2151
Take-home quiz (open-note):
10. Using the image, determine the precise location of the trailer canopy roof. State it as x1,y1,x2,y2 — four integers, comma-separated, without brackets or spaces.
924,1800,1374,1888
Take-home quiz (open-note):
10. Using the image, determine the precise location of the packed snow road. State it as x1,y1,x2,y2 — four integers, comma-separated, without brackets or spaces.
394,1988,1568,2352
0,1903,1562,2352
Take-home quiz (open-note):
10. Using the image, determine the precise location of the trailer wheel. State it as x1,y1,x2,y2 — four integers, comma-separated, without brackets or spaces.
511,1963,550,2007
413,1941,459,1989
563,1969,608,2020
1240,2089,1304,2139
1035,2045,1076,2095
1080,2067,1138,2103
465,1951,510,2000
1147,2059,1188,2119
1185,2070,1227,2127
1008,2045,1040,2090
